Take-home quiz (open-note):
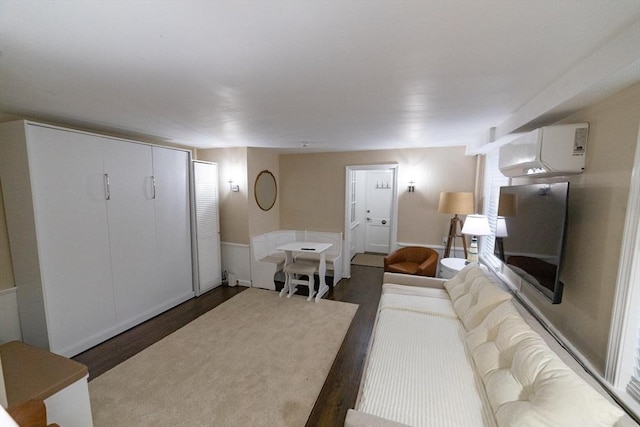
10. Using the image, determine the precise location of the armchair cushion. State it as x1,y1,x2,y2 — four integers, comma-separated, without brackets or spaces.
383,247,439,277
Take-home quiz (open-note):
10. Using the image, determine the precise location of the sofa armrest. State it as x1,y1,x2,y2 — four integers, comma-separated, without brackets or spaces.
345,410,410,427
383,251,403,268
416,254,438,277
382,272,447,289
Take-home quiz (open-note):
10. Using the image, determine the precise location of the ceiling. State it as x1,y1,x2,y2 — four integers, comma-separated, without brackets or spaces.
1,1,639,153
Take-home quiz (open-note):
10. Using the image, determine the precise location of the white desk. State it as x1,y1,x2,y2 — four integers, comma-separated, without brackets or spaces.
277,242,332,302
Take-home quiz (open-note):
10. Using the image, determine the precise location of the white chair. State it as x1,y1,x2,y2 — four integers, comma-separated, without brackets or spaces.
296,231,343,286
280,262,317,301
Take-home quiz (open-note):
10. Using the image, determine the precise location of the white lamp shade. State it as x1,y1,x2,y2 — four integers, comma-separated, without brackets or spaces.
461,214,491,236
495,216,508,237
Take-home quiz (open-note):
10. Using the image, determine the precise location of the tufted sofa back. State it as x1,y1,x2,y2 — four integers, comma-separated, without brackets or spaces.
444,265,512,330
466,300,625,426
444,266,626,426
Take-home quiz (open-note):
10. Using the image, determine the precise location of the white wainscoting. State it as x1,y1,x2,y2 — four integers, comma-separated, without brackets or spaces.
221,242,252,287
0,287,22,343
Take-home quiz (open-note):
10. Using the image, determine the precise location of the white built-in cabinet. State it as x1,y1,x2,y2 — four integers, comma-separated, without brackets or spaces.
192,161,222,295
0,121,194,357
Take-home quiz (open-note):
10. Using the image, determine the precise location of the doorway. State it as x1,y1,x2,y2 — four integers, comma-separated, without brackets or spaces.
343,164,398,278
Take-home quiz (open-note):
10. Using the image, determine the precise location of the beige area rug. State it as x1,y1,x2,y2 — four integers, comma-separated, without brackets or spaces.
351,253,385,268
89,288,358,426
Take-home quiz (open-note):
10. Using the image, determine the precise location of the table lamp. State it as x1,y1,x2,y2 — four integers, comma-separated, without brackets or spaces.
496,192,518,261
438,192,474,258
461,214,491,264
495,216,508,261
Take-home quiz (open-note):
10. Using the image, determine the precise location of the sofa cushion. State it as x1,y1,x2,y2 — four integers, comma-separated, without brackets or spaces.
444,266,512,330
466,301,537,378
385,261,420,275
467,301,625,427
357,306,497,426
382,283,449,299
379,291,457,319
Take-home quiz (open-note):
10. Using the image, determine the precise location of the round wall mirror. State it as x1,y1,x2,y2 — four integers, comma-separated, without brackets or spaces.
255,170,277,211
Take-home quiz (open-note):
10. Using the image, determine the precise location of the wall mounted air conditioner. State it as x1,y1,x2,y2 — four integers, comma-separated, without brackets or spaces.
499,123,589,177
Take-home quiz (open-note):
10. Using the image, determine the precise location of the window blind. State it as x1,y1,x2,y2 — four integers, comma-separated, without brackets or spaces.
481,150,509,264
628,319,640,402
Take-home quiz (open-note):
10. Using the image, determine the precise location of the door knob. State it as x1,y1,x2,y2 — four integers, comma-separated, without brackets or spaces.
382,220,387,225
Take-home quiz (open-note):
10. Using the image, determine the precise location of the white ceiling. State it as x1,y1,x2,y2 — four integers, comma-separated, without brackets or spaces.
1,1,639,153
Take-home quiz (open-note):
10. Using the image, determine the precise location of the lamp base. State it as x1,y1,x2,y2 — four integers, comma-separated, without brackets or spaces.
444,215,468,259
466,236,479,264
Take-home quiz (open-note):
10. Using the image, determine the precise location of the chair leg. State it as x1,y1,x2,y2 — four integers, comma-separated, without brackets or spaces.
306,274,316,301
279,271,291,297
287,273,297,298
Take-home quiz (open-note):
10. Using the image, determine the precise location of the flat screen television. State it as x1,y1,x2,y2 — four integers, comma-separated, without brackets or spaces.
495,182,569,304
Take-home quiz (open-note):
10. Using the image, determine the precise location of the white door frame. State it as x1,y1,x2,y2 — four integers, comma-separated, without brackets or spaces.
605,124,640,399
343,164,398,278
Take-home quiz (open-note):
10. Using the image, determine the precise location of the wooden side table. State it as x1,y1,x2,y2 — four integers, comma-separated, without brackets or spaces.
0,341,92,427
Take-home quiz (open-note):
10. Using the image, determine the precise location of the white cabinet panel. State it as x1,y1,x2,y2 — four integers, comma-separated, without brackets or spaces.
103,140,158,321
25,126,116,354
152,147,193,301
0,121,195,357
193,161,221,294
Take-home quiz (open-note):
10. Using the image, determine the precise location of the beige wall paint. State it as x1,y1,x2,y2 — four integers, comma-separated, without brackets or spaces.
280,147,476,245
513,83,640,373
247,148,280,237
197,147,250,245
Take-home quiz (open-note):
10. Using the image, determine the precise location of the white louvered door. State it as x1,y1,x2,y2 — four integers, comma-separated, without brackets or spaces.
192,161,222,294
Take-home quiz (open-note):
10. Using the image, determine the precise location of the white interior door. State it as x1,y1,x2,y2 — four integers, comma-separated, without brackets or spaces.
365,170,393,253
193,161,222,294
344,164,398,279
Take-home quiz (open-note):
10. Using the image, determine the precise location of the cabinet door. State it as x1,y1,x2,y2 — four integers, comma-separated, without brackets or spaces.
25,125,116,355
193,161,221,293
103,140,158,322
151,147,194,301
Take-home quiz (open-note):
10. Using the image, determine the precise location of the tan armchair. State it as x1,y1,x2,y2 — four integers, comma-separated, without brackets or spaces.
383,246,439,277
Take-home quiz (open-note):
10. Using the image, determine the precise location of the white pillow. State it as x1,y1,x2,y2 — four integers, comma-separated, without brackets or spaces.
444,268,511,330
466,301,538,378
467,301,625,427
491,338,624,426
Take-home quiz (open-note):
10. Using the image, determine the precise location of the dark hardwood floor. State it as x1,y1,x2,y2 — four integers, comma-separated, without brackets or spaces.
72,263,384,426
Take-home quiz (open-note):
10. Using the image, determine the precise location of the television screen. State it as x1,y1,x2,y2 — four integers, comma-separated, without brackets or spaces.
495,182,569,304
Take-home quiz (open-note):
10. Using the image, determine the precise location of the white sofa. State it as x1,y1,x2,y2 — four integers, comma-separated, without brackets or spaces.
250,230,343,290
346,265,636,427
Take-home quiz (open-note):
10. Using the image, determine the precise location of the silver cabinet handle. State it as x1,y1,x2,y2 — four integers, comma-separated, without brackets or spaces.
104,174,111,200
151,176,156,199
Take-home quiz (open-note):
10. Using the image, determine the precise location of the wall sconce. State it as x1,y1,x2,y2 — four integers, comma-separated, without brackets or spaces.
407,181,415,192
229,179,240,192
